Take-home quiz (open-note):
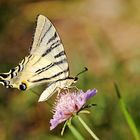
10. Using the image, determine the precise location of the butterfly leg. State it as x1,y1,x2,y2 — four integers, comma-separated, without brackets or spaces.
66,86,79,92
57,86,80,96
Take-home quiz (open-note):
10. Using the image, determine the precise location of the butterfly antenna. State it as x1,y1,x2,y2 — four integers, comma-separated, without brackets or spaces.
74,67,88,81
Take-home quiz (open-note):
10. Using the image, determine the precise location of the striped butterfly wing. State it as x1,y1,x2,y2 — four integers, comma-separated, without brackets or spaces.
0,56,30,88
28,15,69,84
0,15,72,101
28,15,72,101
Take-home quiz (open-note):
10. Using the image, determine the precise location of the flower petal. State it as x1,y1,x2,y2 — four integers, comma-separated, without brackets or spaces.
50,88,97,130
85,89,97,100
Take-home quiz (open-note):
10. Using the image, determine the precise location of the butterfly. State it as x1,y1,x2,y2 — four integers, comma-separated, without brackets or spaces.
0,15,87,102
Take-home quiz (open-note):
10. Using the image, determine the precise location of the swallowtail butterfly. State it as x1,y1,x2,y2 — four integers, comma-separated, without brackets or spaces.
0,15,87,102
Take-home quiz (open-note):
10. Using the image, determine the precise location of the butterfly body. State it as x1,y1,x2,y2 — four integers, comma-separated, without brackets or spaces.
0,15,77,102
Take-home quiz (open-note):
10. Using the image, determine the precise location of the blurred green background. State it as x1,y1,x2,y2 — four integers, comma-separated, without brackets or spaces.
0,0,140,140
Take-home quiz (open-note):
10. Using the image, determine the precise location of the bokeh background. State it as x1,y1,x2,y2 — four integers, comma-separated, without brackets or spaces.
0,0,140,140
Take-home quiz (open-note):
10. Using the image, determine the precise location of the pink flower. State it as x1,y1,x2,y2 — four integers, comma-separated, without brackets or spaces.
50,89,97,130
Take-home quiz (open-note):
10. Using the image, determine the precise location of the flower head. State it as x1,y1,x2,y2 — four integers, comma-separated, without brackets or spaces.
50,89,97,130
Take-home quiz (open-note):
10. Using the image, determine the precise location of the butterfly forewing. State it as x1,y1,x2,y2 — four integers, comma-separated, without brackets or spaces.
30,15,69,79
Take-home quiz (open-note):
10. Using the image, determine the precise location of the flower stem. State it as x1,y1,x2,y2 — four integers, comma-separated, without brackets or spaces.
61,120,68,136
114,83,140,140
77,116,99,140
67,121,85,140
119,99,140,140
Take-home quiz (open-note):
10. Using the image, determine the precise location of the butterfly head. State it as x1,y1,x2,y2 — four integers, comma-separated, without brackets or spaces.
74,76,78,82
66,67,88,86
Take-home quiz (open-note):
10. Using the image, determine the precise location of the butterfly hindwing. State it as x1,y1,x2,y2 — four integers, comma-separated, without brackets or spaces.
0,56,30,88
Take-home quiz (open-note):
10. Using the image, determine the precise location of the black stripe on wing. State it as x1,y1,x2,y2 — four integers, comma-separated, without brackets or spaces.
49,76,75,85
42,40,61,57
29,17,48,52
0,68,17,79
54,51,65,58
0,79,10,87
10,68,17,78
39,24,52,45
31,67,69,83
47,32,57,44
54,58,67,65
35,58,67,75
0,73,9,79
0,56,30,80
35,63,53,74
9,57,29,79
